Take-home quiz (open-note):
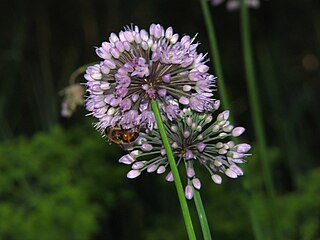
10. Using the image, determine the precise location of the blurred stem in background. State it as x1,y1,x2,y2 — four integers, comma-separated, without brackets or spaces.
0,1,27,140
150,100,197,240
239,0,275,204
199,0,265,239
240,0,279,238
257,42,300,186
199,0,231,111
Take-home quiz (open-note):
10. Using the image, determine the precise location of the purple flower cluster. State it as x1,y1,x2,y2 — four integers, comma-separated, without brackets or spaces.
119,101,251,199
85,24,216,132
211,0,260,11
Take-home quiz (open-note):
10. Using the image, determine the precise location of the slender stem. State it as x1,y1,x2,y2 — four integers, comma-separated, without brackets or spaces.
240,0,275,200
150,99,197,240
200,1,266,239
193,190,212,240
200,0,231,111
240,2,279,239
242,178,265,240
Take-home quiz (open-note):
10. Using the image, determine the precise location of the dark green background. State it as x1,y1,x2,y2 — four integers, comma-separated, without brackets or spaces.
0,0,319,239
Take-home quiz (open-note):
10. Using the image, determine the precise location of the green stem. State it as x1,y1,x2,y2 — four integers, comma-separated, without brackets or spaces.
240,2,279,239
200,1,266,239
150,99,197,240
200,0,231,111
242,178,265,240
194,190,212,240
240,0,275,200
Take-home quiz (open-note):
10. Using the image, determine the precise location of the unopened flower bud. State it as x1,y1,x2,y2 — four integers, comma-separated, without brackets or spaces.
119,154,135,164
170,125,178,132
171,142,179,149
186,117,192,126
187,167,195,178
154,24,163,38
185,185,194,200
197,134,203,140
185,150,194,160
179,96,189,105
217,112,224,121
218,148,227,155
229,164,244,176
227,141,235,148
171,33,179,44
219,132,228,138
205,115,213,123
132,161,145,169
211,174,222,184
192,178,201,190
223,124,234,132
228,152,244,159
232,127,245,137
158,89,167,97
213,100,220,110
183,130,190,138
183,85,192,92
130,150,141,157
162,74,171,83
235,143,251,153
214,159,222,166
166,171,174,182
160,149,166,156
212,125,220,132
165,26,173,39
107,107,116,116
222,110,230,120
141,143,153,151
127,170,141,179
131,94,139,102
216,142,224,148
197,143,206,152
110,48,120,58
157,166,166,174
147,164,158,173
225,169,238,178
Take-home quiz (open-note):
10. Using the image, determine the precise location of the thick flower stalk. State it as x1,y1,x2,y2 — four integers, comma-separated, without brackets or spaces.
211,0,260,10
85,23,216,133
119,100,251,199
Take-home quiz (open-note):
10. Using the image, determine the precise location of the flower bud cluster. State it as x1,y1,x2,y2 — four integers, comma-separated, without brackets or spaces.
119,100,251,199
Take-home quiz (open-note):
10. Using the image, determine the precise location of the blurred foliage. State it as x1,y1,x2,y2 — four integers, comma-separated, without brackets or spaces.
0,124,122,239
277,170,320,240
0,123,319,239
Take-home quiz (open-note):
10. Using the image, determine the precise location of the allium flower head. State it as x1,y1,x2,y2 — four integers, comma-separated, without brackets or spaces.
211,0,260,11
119,100,251,199
85,23,216,132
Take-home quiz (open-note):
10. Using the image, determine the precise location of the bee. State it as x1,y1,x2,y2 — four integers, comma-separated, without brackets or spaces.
105,126,140,145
